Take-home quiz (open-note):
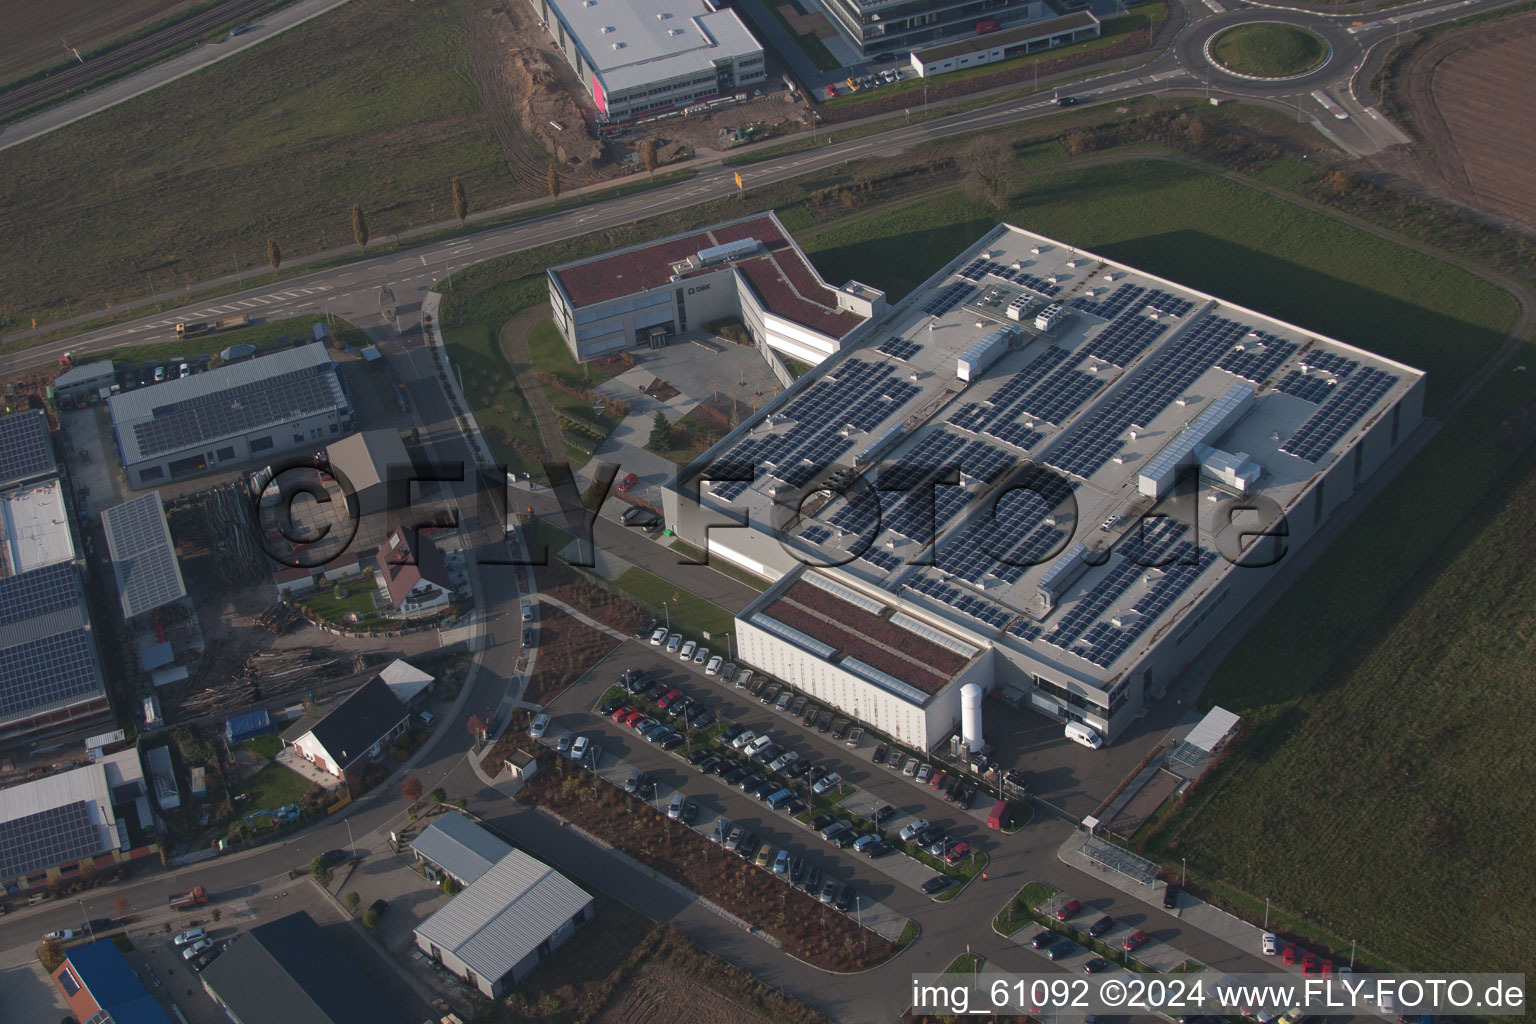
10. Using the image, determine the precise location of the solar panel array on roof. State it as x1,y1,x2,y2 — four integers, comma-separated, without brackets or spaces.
1279,366,1398,462
1007,618,1043,642
985,420,1045,451
1072,284,1147,320
1040,520,1215,667
877,437,1012,541
1019,366,1106,426
0,561,78,625
938,470,1073,585
957,257,1065,298
1217,335,1299,384
1301,350,1360,377
1272,370,1339,404
0,410,55,488
1046,313,1249,480
102,494,186,619
129,361,340,459
801,524,832,544
0,801,102,880
949,346,1069,432
860,547,903,574
1143,289,1196,318
1,629,102,717
1082,309,1170,369
877,336,922,361
904,573,1012,631
921,282,975,317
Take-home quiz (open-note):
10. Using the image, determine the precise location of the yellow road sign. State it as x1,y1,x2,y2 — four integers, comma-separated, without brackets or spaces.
734,172,743,191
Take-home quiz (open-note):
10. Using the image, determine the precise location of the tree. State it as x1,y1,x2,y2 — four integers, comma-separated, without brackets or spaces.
211,908,222,922
648,410,672,451
455,796,468,810
547,162,561,202
441,876,461,895
641,139,659,177
961,135,1015,213
344,891,360,912
310,854,331,885
37,937,64,972
267,236,282,270
452,176,469,224
362,908,380,930
401,775,423,802
113,896,130,917
430,787,446,805
465,714,485,739
351,204,369,250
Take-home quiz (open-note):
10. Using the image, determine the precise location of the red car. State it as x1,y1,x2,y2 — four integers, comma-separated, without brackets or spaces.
629,716,655,732
1281,944,1298,965
825,84,837,99
1301,953,1318,975
618,472,640,492
928,769,948,790
943,841,970,865
1055,899,1083,922
1122,931,1149,952
656,688,684,709
611,705,637,723
1320,959,1335,978
621,709,645,727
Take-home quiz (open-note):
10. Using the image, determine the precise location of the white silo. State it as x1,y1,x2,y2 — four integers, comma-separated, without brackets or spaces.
961,683,985,752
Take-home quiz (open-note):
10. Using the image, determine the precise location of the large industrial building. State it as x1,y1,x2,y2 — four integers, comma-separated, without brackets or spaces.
662,221,1425,749
108,343,353,489
818,0,1047,58
547,211,885,365
527,0,764,122
909,11,1100,77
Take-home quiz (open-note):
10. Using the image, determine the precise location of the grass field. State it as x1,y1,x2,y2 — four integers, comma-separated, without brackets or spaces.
0,0,200,86
612,566,736,640
0,0,515,327
801,158,1516,412
439,276,548,475
1208,23,1328,77
95,315,364,367
238,734,283,759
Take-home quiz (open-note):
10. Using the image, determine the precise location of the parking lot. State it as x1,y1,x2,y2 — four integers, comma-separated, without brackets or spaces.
538,639,1012,921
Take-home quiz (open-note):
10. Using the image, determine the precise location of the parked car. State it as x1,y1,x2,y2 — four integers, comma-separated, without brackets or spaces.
1281,943,1298,965
598,696,626,716
944,841,971,865
943,777,962,801
1047,940,1076,961
888,751,907,772
771,849,792,876
834,886,856,913
872,744,888,765
1029,929,1059,950
666,633,681,653
760,684,781,706
685,705,715,728
818,878,842,904
617,472,639,491
769,750,799,773
735,669,755,689
922,875,957,896
721,723,746,744
899,819,931,842
44,929,75,941
929,769,948,790
730,729,757,751
926,833,950,857
622,506,645,525
649,626,667,645
1262,932,1280,956
660,732,684,750
872,804,896,826
1088,915,1115,939
799,863,822,894
687,747,713,765
182,938,214,961
862,839,890,858
957,786,977,810
690,647,707,666
634,619,655,639
528,712,551,738
915,763,933,784
902,757,919,777
853,834,881,855
784,760,812,779
822,821,854,842
705,656,723,676
679,640,696,660
811,771,841,796
1122,931,1150,952
1056,899,1084,922
720,662,736,682
754,843,775,869
809,814,836,832
569,735,590,761
1162,883,1180,909
1083,957,1110,973
556,732,573,755
774,690,793,712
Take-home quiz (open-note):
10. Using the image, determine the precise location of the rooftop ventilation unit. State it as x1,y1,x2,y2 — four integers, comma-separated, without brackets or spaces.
696,237,759,265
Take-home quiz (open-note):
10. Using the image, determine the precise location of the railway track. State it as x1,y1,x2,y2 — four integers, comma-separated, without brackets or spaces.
0,0,280,123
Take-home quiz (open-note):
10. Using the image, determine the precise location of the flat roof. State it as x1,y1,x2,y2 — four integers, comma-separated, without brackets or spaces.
551,212,866,340
914,12,1099,63
545,0,761,95
101,492,187,620
0,478,74,577
0,409,57,490
699,223,1422,690
109,344,345,466
0,758,119,879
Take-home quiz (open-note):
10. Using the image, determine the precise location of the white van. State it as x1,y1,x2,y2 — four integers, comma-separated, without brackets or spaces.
1064,721,1103,749
521,604,534,623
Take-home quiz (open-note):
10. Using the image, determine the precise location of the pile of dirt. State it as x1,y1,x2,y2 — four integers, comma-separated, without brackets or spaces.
508,49,602,166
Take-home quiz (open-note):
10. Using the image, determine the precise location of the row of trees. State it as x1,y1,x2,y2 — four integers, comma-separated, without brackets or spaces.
261,175,477,271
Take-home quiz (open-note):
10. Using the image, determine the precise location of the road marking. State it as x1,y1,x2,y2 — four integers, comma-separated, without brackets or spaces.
1310,89,1349,120
1203,0,1224,11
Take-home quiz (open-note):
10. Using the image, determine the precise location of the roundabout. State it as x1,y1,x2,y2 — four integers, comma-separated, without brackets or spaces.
1206,22,1331,80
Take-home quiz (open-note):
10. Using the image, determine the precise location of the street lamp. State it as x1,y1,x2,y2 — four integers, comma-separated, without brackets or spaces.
76,899,91,936
345,818,357,858
1181,857,1186,885
1263,897,1270,930
1350,939,1356,969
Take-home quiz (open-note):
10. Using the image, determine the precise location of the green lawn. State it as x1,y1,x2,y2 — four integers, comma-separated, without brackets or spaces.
95,316,366,368
943,953,985,974
526,317,623,387
1209,23,1327,78
612,566,737,640
994,881,1059,935
239,734,283,759
803,159,1516,413
231,761,311,813
439,275,548,476
294,573,387,627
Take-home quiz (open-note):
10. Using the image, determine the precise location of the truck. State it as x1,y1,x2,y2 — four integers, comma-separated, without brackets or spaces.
218,315,249,331
168,885,207,910
175,321,212,339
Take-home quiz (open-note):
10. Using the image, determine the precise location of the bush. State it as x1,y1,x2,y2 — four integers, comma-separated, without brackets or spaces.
37,938,64,972
362,909,380,930
430,787,446,804
441,876,461,895
345,891,360,911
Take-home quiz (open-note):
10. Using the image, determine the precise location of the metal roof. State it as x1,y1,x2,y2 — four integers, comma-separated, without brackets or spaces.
0,409,56,489
108,344,344,466
102,492,187,619
414,849,592,983
0,561,104,726
409,813,511,886
326,428,410,495
0,759,119,878
1183,706,1240,753
53,360,116,388
61,941,173,1024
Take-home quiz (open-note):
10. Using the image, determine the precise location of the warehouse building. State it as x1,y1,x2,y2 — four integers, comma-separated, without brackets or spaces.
547,211,883,365
909,11,1100,77
0,408,58,491
664,222,1425,748
108,343,353,489
415,836,594,999
0,560,113,746
818,0,1047,58
101,492,187,621
0,748,153,891
201,912,406,1024
53,360,119,406
527,0,765,122
52,939,172,1024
